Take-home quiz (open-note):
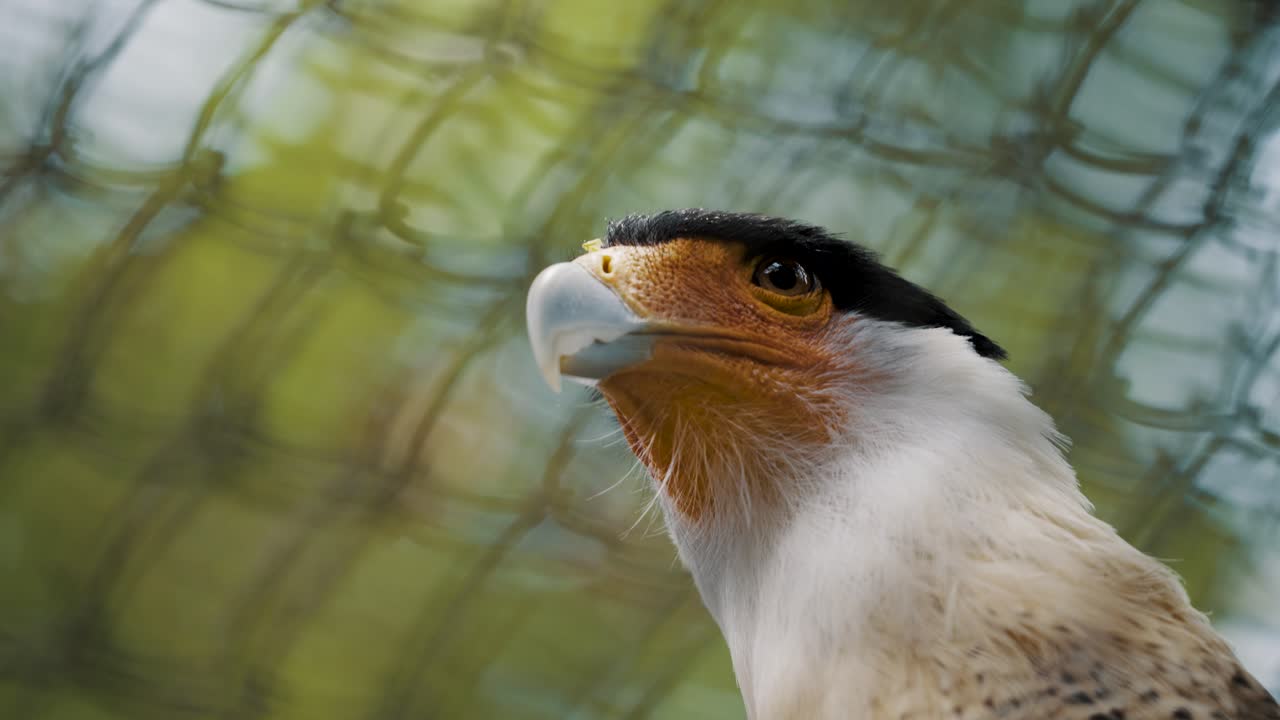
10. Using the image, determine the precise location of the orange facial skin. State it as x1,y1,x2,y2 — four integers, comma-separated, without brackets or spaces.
574,238,856,521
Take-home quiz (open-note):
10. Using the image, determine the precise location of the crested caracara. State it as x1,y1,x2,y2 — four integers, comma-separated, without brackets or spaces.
525,209,1278,720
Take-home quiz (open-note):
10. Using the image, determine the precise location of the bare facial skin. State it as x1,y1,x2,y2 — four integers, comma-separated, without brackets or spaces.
574,238,853,519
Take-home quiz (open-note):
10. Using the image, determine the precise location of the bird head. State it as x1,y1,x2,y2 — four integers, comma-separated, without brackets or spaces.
527,209,1010,529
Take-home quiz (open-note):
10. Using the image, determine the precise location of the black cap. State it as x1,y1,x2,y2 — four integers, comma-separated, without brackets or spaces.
605,209,1006,361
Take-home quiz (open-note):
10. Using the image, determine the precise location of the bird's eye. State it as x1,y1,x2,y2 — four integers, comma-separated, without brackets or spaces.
752,257,818,296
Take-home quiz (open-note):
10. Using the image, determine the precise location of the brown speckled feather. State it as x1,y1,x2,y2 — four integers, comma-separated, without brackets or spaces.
938,640,1280,720
855,568,1280,720
783,545,1280,720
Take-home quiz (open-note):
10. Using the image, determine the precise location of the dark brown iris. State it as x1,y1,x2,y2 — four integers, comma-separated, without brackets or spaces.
752,257,817,296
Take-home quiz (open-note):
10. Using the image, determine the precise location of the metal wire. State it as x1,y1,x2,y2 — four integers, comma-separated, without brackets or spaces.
0,1,1277,718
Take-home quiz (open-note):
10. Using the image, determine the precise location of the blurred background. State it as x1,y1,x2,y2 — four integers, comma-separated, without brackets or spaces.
1,0,1278,718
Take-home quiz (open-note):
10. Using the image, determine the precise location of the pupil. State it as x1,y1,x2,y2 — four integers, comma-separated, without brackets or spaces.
768,262,798,290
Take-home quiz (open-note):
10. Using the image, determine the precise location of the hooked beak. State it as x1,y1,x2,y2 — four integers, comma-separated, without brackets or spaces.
526,261,656,392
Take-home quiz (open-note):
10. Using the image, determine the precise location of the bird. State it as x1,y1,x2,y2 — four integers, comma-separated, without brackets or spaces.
525,209,1280,720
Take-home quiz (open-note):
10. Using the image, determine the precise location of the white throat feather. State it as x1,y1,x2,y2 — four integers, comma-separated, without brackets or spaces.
653,319,1181,718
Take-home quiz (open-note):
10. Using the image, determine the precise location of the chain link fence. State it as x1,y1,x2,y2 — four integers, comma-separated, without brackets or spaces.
1,1,1277,718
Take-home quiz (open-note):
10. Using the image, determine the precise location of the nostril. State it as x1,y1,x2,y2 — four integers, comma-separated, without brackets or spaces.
601,255,613,275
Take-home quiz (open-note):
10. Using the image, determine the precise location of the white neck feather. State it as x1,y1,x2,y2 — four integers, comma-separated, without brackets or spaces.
657,322,1152,718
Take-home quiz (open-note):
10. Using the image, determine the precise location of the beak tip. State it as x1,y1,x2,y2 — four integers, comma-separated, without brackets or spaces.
540,364,563,393
528,334,562,393
526,260,649,393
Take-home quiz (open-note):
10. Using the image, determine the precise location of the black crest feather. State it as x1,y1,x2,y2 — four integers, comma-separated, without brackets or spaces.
604,209,1007,361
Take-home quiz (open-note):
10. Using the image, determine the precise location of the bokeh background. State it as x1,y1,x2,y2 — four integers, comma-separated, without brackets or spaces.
2,1,1279,718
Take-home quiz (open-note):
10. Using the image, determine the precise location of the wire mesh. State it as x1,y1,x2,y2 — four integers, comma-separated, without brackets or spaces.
1,1,1277,718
